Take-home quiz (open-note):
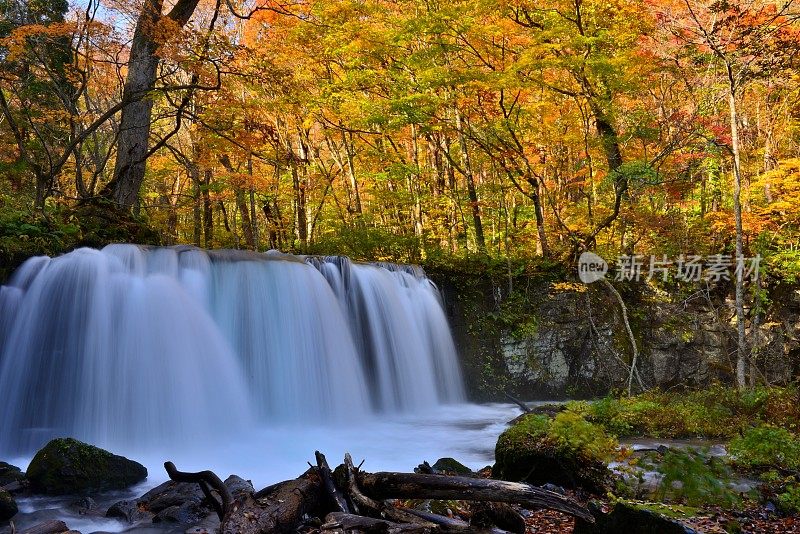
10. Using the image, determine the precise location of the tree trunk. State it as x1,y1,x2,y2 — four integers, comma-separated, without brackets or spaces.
455,108,485,252
344,131,362,216
728,83,748,389
248,155,259,249
410,123,424,238
584,100,626,247
220,154,256,248
105,0,202,209
202,169,213,248
525,175,550,257
192,175,202,246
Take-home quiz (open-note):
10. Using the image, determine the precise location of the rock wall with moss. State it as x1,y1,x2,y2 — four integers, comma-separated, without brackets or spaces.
428,264,800,401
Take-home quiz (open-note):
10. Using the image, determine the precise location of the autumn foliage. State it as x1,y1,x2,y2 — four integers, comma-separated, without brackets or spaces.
0,0,799,265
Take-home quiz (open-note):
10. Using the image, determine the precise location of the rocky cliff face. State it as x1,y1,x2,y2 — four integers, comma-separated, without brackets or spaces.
430,269,800,401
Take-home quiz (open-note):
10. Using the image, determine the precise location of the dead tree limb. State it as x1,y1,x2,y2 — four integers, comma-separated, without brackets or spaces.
344,453,438,529
503,393,532,413
357,471,593,523
601,278,644,395
316,450,351,513
404,508,513,534
164,461,231,521
322,512,430,532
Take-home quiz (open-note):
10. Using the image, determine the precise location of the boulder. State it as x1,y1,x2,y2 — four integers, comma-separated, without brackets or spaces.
0,463,24,487
431,458,474,476
574,501,698,534
26,438,147,495
0,489,16,521
122,480,209,526
106,499,154,524
109,473,253,527
493,414,612,493
16,520,71,534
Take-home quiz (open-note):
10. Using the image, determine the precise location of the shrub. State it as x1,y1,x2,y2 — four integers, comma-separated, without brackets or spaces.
583,387,800,440
654,448,739,508
778,483,800,514
729,425,800,470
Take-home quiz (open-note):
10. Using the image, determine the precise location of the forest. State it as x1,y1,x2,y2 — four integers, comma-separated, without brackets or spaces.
3,0,800,533
1,0,798,262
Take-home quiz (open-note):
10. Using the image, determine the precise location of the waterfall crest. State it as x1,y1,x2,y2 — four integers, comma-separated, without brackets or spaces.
0,245,464,455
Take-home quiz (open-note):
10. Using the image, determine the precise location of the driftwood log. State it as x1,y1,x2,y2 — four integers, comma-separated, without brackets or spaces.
164,461,232,521
165,452,592,533
357,471,593,522
502,393,532,414
316,451,351,514
322,512,430,532
403,509,514,534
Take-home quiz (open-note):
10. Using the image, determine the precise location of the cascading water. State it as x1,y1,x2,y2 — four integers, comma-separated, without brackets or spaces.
0,244,464,456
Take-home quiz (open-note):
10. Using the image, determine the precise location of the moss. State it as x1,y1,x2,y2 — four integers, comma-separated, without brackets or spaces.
575,499,699,534
431,458,473,476
582,386,800,439
616,500,700,520
493,411,616,493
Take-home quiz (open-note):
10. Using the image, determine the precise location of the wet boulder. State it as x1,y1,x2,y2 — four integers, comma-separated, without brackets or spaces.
0,489,17,522
0,463,24,487
137,480,208,525
26,438,147,495
431,458,474,476
109,474,252,527
106,499,154,524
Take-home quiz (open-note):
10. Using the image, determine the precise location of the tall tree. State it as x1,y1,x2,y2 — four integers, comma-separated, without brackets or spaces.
661,0,799,387
102,0,210,209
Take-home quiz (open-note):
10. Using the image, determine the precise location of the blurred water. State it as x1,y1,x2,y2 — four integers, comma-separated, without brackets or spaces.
0,245,464,455
5,403,521,533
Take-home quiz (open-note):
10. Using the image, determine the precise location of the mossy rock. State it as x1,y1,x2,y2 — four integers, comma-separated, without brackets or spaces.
0,463,24,486
27,438,147,495
493,413,612,493
71,200,161,249
0,489,17,521
574,501,698,534
431,458,473,476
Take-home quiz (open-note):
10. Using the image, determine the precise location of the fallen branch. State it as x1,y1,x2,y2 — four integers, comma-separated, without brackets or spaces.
343,453,438,528
322,512,429,532
404,508,513,533
357,471,593,523
164,461,231,521
316,450,351,514
162,451,592,533
503,393,532,414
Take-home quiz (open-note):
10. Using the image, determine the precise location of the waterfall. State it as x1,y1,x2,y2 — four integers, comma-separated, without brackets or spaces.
0,245,464,455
